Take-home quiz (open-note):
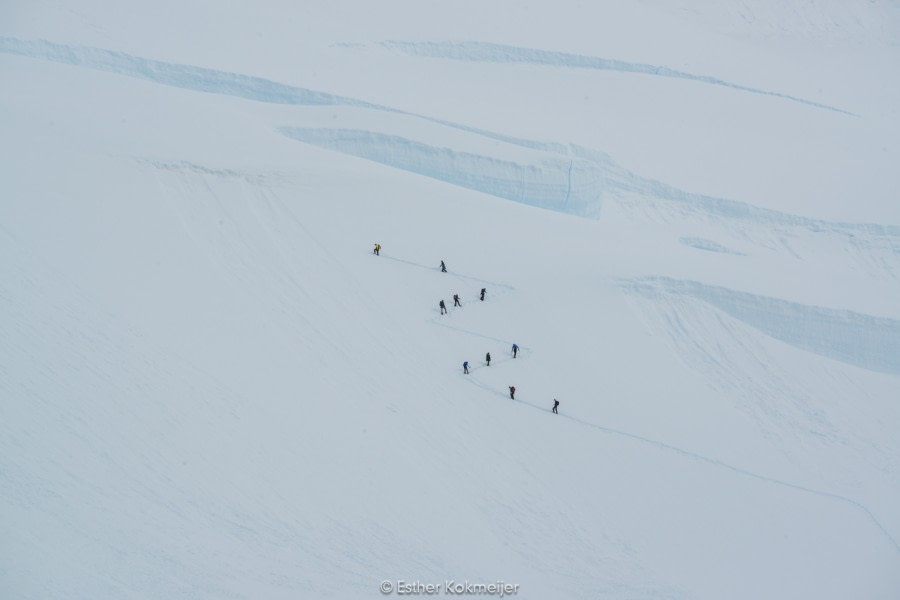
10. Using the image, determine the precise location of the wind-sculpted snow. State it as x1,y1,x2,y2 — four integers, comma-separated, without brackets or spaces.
0,37,378,108
279,127,608,217
139,159,291,185
382,41,853,115
516,143,900,239
420,121,900,240
679,237,746,255
625,277,900,375
5,37,895,243
403,115,900,243
279,125,900,253
5,36,898,286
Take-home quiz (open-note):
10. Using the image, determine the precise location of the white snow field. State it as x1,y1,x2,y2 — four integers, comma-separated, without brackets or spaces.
2,1,899,598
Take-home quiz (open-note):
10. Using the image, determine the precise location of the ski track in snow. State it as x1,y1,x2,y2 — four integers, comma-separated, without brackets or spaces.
381,255,517,291
379,41,854,116
380,250,900,557
558,409,900,556
380,254,523,348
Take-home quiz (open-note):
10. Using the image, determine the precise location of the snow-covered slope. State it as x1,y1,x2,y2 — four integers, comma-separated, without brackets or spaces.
2,1,899,598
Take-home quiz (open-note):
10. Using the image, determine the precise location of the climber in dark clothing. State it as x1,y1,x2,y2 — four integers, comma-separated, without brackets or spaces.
453,294,461,307
480,288,486,301
439,299,447,315
512,343,519,358
552,399,559,414
463,361,470,374
440,260,447,273
486,352,491,366
509,386,516,400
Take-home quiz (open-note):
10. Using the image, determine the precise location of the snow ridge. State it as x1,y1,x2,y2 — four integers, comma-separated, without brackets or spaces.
624,276,900,375
0,37,379,108
4,36,895,242
381,40,854,115
280,125,900,253
279,127,607,217
679,237,746,255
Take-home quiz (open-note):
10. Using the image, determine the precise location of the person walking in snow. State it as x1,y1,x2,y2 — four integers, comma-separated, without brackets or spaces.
373,242,381,256
439,299,447,315
440,260,447,273
480,287,486,301
509,386,516,400
552,399,559,414
453,294,461,307
485,352,491,366
463,361,470,374
512,343,519,358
